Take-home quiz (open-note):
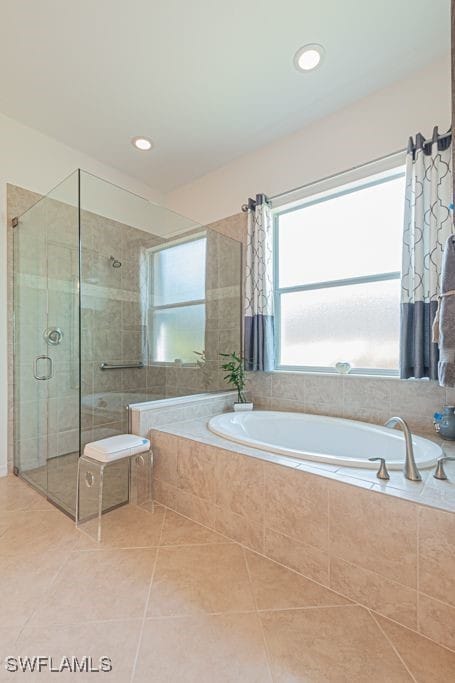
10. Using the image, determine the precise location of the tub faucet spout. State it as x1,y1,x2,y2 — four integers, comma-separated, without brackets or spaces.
384,417,421,481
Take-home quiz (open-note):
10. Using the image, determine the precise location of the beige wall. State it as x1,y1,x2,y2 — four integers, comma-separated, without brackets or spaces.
165,56,451,225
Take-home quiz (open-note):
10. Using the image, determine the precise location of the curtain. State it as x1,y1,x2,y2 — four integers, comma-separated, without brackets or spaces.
244,194,275,371
400,127,453,379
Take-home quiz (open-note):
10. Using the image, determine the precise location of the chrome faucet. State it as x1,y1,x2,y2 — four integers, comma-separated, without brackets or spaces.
384,417,422,481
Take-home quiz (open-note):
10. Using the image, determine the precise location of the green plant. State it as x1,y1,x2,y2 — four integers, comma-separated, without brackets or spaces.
194,350,206,367
220,352,247,403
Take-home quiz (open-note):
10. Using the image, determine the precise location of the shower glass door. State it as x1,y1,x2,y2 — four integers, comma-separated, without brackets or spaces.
13,171,80,515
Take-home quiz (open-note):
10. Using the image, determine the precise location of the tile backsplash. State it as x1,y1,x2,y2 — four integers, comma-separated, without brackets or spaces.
247,371,449,433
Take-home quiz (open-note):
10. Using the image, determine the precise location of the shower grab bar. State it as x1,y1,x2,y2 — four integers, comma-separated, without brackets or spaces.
100,362,144,370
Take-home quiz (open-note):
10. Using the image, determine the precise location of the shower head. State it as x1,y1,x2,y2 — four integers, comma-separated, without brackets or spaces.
109,256,122,268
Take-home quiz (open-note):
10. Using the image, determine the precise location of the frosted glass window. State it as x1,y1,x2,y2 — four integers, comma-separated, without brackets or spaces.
280,280,400,369
278,175,405,288
152,305,205,364
153,238,206,306
150,236,206,364
275,168,405,373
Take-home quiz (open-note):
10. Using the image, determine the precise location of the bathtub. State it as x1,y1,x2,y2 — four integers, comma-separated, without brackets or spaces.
208,411,442,469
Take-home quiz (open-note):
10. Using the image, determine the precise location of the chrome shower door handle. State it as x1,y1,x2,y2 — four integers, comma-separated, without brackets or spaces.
33,355,54,380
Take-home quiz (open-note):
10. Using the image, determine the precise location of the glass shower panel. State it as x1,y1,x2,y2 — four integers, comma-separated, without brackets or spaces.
79,170,203,434
13,171,80,514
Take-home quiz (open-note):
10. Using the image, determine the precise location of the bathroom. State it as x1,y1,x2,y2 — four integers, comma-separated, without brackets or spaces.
0,0,454,680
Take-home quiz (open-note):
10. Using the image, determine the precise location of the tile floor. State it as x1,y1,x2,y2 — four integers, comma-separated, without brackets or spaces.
0,475,454,682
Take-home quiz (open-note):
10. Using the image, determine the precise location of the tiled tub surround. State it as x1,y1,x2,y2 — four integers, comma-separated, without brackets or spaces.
146,416,455,653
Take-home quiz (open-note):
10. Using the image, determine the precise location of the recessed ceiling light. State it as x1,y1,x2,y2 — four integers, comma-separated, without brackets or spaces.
131,136,153,151
294,44,324,72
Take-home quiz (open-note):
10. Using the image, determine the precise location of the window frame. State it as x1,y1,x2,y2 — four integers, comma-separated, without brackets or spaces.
147,232,207,366
273,168,405,376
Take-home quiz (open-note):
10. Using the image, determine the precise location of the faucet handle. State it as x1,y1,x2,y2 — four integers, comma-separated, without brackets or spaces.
369,457,390,480
433,456,455,480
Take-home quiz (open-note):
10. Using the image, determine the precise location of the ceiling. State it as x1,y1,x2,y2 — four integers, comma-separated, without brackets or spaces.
0,0,450,192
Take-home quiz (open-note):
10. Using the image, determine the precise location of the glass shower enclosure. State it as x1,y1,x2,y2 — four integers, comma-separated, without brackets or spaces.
12,170,242,518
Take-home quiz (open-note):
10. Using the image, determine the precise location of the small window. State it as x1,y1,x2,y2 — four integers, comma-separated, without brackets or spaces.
149,236,206,364
274,168,405,374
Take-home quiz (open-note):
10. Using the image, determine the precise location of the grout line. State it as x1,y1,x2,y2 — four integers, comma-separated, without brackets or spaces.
369,607,455,655
327,488,331,583
150,499,233,544
329,553,417,592
369,610,417,683
241,545,355,607
144,609,260,620
416,506,421,634
256,603,360,613
241,545,274,683
75,539,235,552
129,503,166,683
17,616,144,629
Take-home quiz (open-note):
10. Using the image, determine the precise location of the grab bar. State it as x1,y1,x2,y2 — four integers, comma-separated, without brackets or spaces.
100,362,144,370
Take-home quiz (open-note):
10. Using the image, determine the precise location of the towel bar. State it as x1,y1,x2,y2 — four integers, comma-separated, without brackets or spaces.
100,362,144,370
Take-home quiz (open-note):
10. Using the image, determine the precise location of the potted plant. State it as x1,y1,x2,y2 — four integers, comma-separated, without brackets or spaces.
220,352,253,411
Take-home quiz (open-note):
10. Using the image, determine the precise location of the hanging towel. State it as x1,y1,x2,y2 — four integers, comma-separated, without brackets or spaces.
438,235,455,387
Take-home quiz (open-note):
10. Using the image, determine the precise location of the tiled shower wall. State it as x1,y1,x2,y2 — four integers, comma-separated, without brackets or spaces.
80,212,165,447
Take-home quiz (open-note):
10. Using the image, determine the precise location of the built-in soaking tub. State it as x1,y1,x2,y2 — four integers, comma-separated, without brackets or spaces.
208,411,442,469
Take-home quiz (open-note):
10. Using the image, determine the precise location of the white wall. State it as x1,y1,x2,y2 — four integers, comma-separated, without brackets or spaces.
0,112,163,475
165,55,451,224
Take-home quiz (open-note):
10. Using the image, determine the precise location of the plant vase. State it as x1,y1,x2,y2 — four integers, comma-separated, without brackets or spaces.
233,402,253,412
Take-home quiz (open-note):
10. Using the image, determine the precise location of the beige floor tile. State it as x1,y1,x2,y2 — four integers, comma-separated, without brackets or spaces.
159,509,228,546
3,620,142,682
330,557,418,629
260,605,413,682
245,550,350,611
77,503,165,549
0,549,69,629
373,613,455,683
147,543,255,617
0,627,21,682
0,475,51,513
29,548,156,625
0,509,78,557
134,613,271,682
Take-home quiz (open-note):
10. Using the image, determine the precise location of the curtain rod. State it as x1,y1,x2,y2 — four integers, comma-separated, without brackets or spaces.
268,148,405,204
244,130,452,208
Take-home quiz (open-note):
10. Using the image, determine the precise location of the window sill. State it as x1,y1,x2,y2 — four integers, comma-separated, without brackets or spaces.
272,366,401,380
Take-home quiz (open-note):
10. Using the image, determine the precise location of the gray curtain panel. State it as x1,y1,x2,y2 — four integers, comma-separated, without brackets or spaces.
400,128,453,379
244,194,275,371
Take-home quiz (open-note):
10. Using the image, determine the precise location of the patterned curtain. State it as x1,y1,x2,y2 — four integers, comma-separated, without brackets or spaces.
244,194,275,371
400,127,453,379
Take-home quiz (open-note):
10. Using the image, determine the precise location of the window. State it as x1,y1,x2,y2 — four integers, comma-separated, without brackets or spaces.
274,168,405,374
149,235,206,364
